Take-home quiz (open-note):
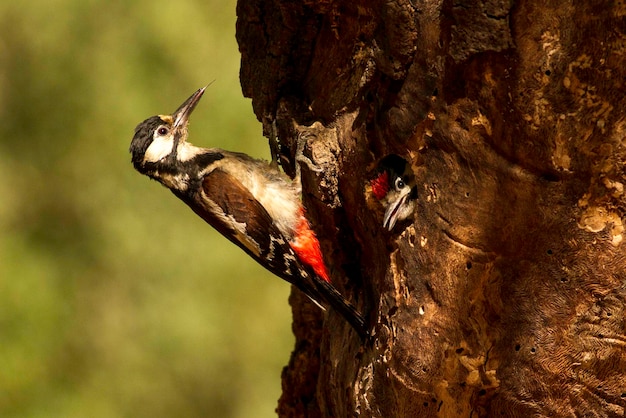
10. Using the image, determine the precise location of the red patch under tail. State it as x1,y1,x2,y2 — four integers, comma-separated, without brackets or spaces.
289,208,330,283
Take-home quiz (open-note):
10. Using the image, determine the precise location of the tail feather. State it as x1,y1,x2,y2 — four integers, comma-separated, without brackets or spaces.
313,279,368,340
289,271,368,340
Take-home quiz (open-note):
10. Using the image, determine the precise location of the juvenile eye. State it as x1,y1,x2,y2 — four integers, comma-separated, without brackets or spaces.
395,177,405,190
157,126,169,136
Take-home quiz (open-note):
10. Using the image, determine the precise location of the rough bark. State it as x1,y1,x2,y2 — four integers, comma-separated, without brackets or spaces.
236,0,626,416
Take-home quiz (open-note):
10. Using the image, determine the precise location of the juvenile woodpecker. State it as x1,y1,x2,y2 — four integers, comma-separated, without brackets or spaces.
370,156,418,230
130,87,367,338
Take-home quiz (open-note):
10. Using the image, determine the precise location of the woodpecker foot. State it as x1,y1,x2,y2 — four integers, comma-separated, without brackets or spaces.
296,153,324,174
295,133,324,175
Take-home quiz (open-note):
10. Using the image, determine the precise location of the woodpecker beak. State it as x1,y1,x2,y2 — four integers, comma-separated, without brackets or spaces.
382,187,413,230
173,86,206,131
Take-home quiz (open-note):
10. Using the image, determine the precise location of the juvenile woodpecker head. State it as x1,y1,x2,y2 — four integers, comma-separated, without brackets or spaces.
370,156,417,230
130,87,207,178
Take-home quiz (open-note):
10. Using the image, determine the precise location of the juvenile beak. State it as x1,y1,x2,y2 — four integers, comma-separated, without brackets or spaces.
173,86,206,130
382,187,413,230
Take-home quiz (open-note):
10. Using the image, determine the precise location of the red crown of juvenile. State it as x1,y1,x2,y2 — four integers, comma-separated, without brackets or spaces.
370,170,390,200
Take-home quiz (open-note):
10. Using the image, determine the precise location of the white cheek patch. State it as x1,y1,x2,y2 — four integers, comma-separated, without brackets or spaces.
144,136,175,163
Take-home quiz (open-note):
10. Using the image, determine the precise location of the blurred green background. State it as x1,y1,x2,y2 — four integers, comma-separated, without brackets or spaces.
0,1,293,417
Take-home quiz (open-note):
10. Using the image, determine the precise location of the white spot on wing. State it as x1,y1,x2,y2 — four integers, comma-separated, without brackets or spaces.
283,253,297,275
268,235,286,261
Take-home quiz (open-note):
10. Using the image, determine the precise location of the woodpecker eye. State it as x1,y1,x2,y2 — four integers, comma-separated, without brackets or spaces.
395,177,405,190
156,126,169,136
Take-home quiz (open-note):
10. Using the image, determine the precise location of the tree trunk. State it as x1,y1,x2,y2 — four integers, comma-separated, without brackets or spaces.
236,0,626,416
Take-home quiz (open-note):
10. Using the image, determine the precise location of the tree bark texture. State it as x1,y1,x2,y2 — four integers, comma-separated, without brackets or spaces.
236,0,626,416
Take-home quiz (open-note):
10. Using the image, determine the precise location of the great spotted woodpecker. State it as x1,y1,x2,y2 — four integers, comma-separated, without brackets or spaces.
370,156,418,230
129,87,367,339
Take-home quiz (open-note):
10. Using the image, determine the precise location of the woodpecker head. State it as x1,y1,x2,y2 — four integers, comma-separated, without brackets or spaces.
130,86,206,177
370,155,417,230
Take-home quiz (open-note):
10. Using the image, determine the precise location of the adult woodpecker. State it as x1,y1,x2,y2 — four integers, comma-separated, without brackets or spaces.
129,87,367,339
370,156,418,230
